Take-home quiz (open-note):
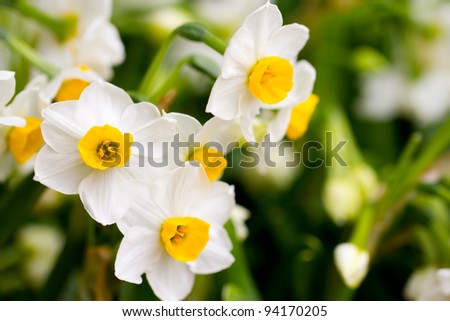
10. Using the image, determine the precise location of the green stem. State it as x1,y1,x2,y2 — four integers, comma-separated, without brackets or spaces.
138,23,226,99
0,27,59,77
223,221,261,300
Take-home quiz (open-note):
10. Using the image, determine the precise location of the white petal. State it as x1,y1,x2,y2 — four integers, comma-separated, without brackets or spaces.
206,76,246,120
42,100,86,139
0,70,15,107
120,102,162,132
40,121,79,154
222,28,256,79
239,91,262,142
164,112,202,142
0,116,26,127
78,169,135,225
268,107,292,142
334,243,370,289
242,2,283,58
262,60,316,110
6,82,49,118
188,226,234,274
77,21,125,79
115,226,161,284
267,24,309,61
150,165,210,216
37,31,74,69
147,253,194,301
75,0,112,31
197,117,241,154
187,182,235,226
34,145,92,195
78,81,132,128
117,183,167,235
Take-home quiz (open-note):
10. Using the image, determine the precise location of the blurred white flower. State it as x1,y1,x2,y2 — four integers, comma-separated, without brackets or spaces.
17,224,65,289
114,164,235,301
31,0,125,79
334,242,370,289
206,2,315,142
404,266,450,300
34,81,177,225
231,204,251,241
357,1,450,126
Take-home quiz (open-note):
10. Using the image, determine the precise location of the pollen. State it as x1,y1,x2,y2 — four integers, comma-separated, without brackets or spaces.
248,56,294,105
161,217,210,262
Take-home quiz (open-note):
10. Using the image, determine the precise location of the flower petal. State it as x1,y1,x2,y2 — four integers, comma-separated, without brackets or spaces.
187,182,235,226
242,2,283,58
146,253,194,301
40,121,79,153
206,76,246,120
150,165,210,217
197,117,241,154
42,100,86,139
0,116,26,127
78,81,133,128
268,107,292,142
267,24,309,61
164,112,202,142
78,169,135,225
34,145,92,194
115,226,161,284
222,28,256,78
239,91,262,142
0,70,15,107
188,226,234,274
120,102,162,134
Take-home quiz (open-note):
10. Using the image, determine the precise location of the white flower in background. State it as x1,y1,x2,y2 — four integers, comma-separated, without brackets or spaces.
34,81,177,225
404,266,450,300
165,113,241,181
357,0,450,126
206,2,316,142
115,164,235,301
334,243,370,289
31,0,125,79
231,204,251,241
17,224,65,289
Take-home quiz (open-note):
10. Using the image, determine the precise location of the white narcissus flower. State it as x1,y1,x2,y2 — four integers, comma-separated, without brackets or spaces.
231,204,251,241
206,2,316,142
334,243,370,289
34,80,177,225
115,164,235,301
31,0,125,79
404,266,450,300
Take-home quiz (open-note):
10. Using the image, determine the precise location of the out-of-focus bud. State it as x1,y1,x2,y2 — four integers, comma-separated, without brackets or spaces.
352,47,389,74
17,224,65,289
334,242,370,289
147,7,193,42
231,205,251,242
404,266,450,300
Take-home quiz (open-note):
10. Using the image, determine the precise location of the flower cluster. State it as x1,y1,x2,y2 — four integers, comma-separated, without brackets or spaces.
0,1,317,300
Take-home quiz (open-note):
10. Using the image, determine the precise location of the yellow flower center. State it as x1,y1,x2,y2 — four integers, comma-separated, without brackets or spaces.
7,117,44,164
160,217,210,262
248,56,294,104
55,78,91,102
78,125,132,170
189,146,227,182
286,94,319,140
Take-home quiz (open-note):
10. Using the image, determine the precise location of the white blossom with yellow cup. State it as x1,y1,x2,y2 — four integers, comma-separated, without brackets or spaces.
115,164,235,301
206,2,316,142
34,80,177,225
